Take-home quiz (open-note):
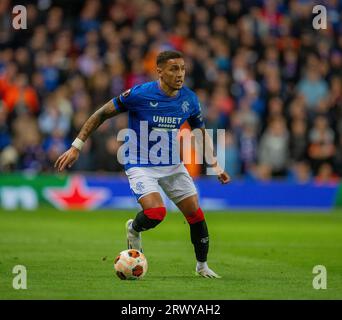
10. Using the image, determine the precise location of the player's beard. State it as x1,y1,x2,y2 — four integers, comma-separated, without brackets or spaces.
165,81,182,91
161,77,183,92
174,79,184,89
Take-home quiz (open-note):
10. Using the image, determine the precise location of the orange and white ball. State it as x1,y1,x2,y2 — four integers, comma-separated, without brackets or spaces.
114,249,148,280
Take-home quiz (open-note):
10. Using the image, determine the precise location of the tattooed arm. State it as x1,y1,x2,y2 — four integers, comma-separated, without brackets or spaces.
54,100,120,172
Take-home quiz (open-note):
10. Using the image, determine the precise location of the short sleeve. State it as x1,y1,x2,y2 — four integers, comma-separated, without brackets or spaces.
112,86,140,112
187,94,205,129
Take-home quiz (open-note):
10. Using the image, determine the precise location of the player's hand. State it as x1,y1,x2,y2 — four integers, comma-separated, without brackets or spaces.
212,165,230,184
217,171,230,184
54,147,80,172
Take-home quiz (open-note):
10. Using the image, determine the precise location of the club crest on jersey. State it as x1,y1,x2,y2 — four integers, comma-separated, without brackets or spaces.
135,182,144,193
150,101,158,107
181,101,189,113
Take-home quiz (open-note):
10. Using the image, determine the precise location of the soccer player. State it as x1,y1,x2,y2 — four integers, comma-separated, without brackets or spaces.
55,51,230,278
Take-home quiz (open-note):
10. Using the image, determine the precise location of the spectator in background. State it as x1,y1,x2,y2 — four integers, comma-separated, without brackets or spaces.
98,137,123,173
329,50,342,78
15,47,33,75
18,129,46,173
10,113,45,172
35,51,61,93
288,95,307,123
315,162,339,185
32,71,49,104
42,129,70,170
258,117,289,177
246,163,272,182
2,73,39,118
92,120,123,172
204,106,225,135
238,125,258,175
0,103,10,151
38,94,71,137
330,76,342,134
334,134,342,177
281,49,300,87
297,68,329,112
211,86,235,117
289,119,308,162
89,70,111,107
0,145,18,172
110,61,126,97
0,61,17,96
125,59,150,88
267,96,284,122
78,45,103,78
235,97,260,133
288,161,312,184
308,116,336,175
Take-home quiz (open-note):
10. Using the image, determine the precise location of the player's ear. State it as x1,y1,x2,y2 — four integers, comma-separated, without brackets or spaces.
156,66,162,78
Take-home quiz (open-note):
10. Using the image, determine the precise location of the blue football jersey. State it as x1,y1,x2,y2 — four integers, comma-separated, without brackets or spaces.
112,81,204,170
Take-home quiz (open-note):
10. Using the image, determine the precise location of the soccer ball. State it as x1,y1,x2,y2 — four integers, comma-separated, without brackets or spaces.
114,249,148,280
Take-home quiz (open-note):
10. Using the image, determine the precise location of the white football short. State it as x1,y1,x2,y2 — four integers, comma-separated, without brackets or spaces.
125,163,198,204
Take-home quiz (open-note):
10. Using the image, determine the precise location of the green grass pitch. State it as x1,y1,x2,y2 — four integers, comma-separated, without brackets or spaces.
0,208,341,300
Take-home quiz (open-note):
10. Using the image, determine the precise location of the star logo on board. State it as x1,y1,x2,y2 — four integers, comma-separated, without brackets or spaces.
44,176,110,210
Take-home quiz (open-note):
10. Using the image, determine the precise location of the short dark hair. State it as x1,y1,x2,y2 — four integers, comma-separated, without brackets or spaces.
156,50,183,66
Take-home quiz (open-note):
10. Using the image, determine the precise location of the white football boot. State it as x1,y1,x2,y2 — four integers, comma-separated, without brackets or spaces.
126,219,143,252
195,262,221,278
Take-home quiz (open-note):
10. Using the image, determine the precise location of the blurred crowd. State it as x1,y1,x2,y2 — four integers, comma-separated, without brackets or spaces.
0,0,341,183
